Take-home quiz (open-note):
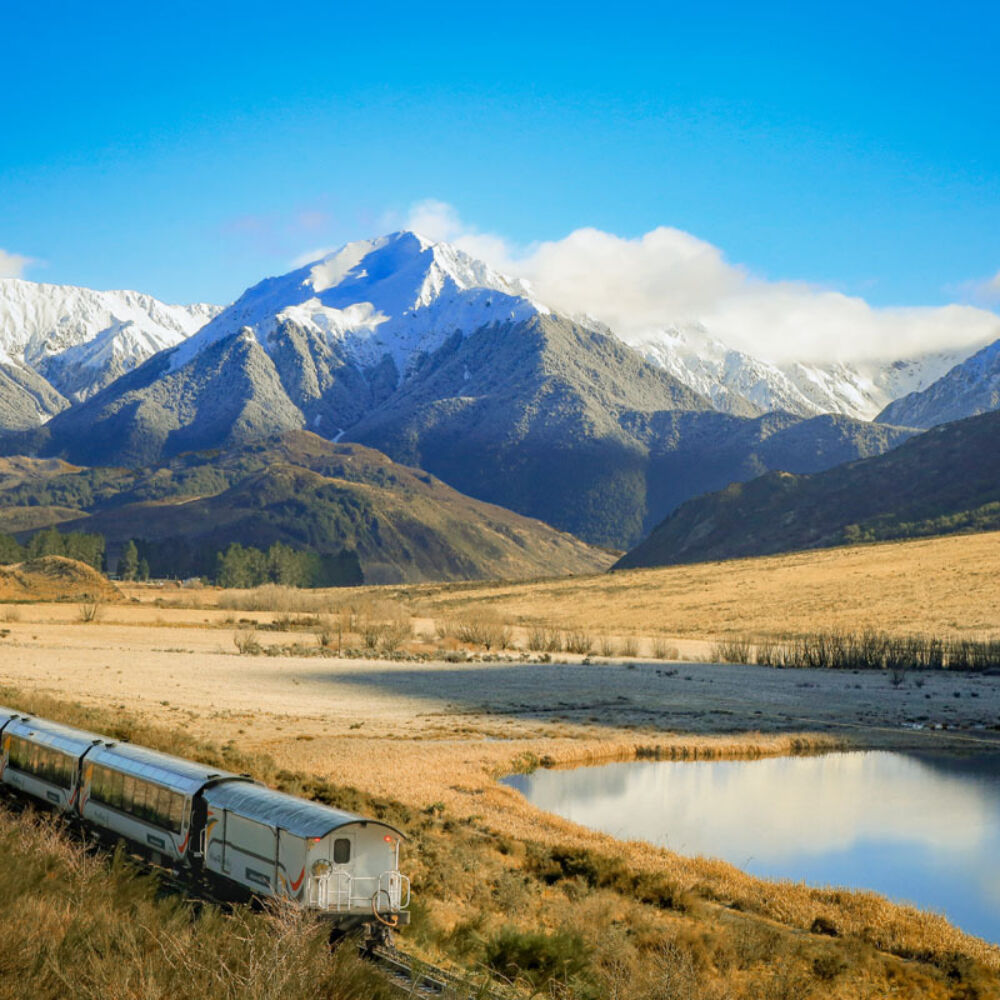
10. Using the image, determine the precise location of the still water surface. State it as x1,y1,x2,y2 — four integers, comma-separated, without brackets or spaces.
502,751,1000,943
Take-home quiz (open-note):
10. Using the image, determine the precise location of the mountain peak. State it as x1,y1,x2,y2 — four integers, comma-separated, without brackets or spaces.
169,230,547,377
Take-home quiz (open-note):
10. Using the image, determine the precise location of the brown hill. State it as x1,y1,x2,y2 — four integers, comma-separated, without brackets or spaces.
16,433,615,585
0,556,121,602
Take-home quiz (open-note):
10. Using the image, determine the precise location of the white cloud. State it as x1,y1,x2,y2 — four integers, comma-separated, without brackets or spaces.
400,202,1000,365
0,248,35,279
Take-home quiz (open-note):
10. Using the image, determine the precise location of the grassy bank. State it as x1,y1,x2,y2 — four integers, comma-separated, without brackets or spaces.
0,808,388,1000
1,685,998,999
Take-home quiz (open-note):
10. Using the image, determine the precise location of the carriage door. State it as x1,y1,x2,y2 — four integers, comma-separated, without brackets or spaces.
330,833,354,908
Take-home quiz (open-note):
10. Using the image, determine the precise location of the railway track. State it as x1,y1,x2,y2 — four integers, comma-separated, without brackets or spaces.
369,945,508,999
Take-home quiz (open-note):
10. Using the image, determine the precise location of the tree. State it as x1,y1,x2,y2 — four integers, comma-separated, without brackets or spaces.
137,557,150,581
117,541,139,581
27,527,64,559
0,533,24,565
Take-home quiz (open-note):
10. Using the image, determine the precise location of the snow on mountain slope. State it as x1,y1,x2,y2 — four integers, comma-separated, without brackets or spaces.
628,324,974,421
876,337,1000,428
170,231,546,377
0,278,220,402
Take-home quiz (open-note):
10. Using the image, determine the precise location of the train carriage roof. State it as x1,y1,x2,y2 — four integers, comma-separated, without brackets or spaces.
0,706,22,726
203,782,407,840
88,743,253,796
3,716,104,757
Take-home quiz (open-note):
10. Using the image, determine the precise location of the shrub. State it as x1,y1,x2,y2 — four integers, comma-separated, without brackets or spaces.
620,636,639,657
484,925,590,989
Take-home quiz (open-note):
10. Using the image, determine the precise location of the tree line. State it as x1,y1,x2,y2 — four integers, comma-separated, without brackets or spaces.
0,527,362,588
0,526,106,570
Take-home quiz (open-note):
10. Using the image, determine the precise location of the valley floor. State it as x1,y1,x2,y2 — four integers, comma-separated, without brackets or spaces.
2,552,1000,997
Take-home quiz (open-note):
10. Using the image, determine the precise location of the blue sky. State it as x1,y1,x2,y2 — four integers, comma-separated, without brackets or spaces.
2,0,997,313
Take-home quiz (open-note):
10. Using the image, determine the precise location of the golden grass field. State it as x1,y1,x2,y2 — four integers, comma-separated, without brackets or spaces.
327,529,1000,640
2,531,1000,997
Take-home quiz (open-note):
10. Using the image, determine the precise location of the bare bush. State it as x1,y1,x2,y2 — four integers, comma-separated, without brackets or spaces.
620,636,639,658
564,630,594,655
652,638,679,660
453,613,511,650
233,629,263,655
380,621,413,653
527,627,562,652
598,636,616,657
77,600,102,623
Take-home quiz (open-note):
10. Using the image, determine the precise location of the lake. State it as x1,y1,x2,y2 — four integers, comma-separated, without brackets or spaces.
501,751,1000,943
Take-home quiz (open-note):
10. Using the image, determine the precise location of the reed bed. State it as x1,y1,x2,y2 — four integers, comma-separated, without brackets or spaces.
713,629,1000,672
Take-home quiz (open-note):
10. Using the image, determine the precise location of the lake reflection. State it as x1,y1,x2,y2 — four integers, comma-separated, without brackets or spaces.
502,752,1000,943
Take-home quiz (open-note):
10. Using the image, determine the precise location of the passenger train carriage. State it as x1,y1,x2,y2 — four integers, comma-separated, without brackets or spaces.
0,707,409,933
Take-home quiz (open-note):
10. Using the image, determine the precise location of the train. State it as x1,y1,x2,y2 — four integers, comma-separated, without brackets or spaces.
0,705,410,938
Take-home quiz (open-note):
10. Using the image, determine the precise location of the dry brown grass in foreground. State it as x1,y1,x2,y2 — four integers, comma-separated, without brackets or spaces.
2,684,997,1000
0,808,388,1000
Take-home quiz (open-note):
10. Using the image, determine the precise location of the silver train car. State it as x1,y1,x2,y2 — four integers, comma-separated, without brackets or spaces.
0,706,409,932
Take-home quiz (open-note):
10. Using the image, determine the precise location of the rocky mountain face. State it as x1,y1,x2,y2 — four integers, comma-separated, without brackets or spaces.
0,432,614,584
877,339,1000,428
0,278,219,425
347,314,913,546
11,232,917,549
616,409,1000,568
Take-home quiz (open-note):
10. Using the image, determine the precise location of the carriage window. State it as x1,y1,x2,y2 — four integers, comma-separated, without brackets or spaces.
7,738,74,788
168,793,185,834
333,838,351,864
109,770,124,809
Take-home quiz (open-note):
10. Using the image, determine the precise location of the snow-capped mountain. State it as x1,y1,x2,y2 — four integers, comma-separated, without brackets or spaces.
170,231,545,379
627,324,974,422
0,278,220,409
34,231,912,550
877,336,1000,428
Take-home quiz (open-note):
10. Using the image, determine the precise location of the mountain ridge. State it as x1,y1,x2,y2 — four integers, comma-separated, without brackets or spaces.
1,431,614,585
615,409,1000,568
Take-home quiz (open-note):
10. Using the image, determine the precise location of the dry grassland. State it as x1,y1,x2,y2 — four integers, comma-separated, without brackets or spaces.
307,530,1000,641
2,535,1000,997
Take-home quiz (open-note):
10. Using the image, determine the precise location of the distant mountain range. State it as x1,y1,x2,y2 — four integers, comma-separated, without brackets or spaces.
616,408,1000,568
628,325,973,421
0,278,219,426
4,232,1000,562
0,432,613,584
0,233,922,549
